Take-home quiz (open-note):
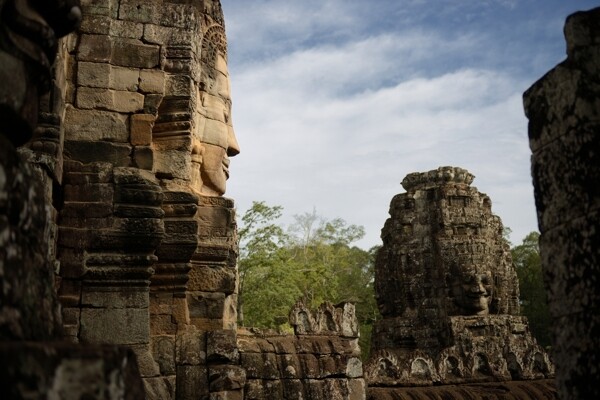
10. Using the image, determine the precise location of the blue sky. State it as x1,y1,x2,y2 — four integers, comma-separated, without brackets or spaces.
222,0,598,248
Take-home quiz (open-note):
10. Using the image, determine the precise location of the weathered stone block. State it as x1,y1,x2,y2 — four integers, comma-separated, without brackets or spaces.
154,149,192,180
112,39,160,69
140,69,166,94
76,87,144,113
298,354,321,379
64,183,114,203
195,205,233,228
324,379,350,400
297,336,335,355
131,114,155,145
278,354,301,379
64,105,129,142
64,141,132,167
266,336,297,355
176,365,208,400
236,334,275,354
77,34,112,62
207,330,239,363
77,61,111,88
176,327,206,366
112,90,145,113
80,308,149,345
346,357,364,378
63,201,106,223
161,3,198,29
223,295,238,330
281,379,306,400
63,161,114,184
165,74,194,97
188,263,237,293
79,15,111,35
110,19,144,39
348,379,366,400
305,380,326,400
110,66,140,91
150,314,177,336
209,365,246,392
81,287,149,308
134,146,154,170
118,0,157,23
74,87,115,111
240,353,279,380
143,23,193,46
57,227,89,252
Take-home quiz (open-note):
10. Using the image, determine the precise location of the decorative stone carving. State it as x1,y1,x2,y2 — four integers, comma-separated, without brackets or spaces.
238,301,364,400
524,7,600,400
366,167,553,388
289,300,360,338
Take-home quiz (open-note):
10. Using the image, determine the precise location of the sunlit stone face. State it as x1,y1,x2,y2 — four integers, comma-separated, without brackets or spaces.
197,52,240,196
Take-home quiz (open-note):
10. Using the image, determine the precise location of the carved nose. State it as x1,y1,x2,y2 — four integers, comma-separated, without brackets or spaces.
227,127,240,157
470,281,485,294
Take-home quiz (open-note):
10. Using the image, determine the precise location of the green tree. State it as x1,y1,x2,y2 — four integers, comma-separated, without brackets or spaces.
237,203,379,359
511,231,551,347
237,201,297,327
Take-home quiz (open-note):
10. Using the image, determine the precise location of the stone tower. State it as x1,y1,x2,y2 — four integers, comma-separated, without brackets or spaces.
524,7,600,399
365,167,553,387
50,0,241,398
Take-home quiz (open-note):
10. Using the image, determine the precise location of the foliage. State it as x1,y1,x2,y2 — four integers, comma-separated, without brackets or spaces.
237,202,379,358
511,231,551,347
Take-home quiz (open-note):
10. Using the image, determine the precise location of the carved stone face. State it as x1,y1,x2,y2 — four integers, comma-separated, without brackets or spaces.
198,50,240,196
449,265,493,315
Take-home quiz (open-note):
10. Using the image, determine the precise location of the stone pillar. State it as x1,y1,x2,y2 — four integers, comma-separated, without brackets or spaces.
523,7,600,400
191,195,241,400
56,0,168,380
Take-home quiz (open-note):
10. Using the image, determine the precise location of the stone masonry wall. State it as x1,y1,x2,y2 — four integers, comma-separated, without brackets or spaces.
237,301,365,400
523,7,600,400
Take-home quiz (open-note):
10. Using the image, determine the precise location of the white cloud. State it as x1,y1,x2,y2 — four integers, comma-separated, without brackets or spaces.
227,31,535,247
222,0,597,248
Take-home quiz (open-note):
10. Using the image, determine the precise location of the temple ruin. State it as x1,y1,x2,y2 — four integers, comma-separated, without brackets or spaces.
524,7,600,399
364,167,554,397
2,1,598,399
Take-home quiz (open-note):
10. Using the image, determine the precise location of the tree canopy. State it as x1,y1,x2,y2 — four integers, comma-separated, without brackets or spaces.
511,231,551,348
237,203,552,354
237,201,378,356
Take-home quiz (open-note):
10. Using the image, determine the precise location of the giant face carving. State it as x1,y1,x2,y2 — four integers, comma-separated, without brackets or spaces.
197,26,240,197
449,263,493,315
